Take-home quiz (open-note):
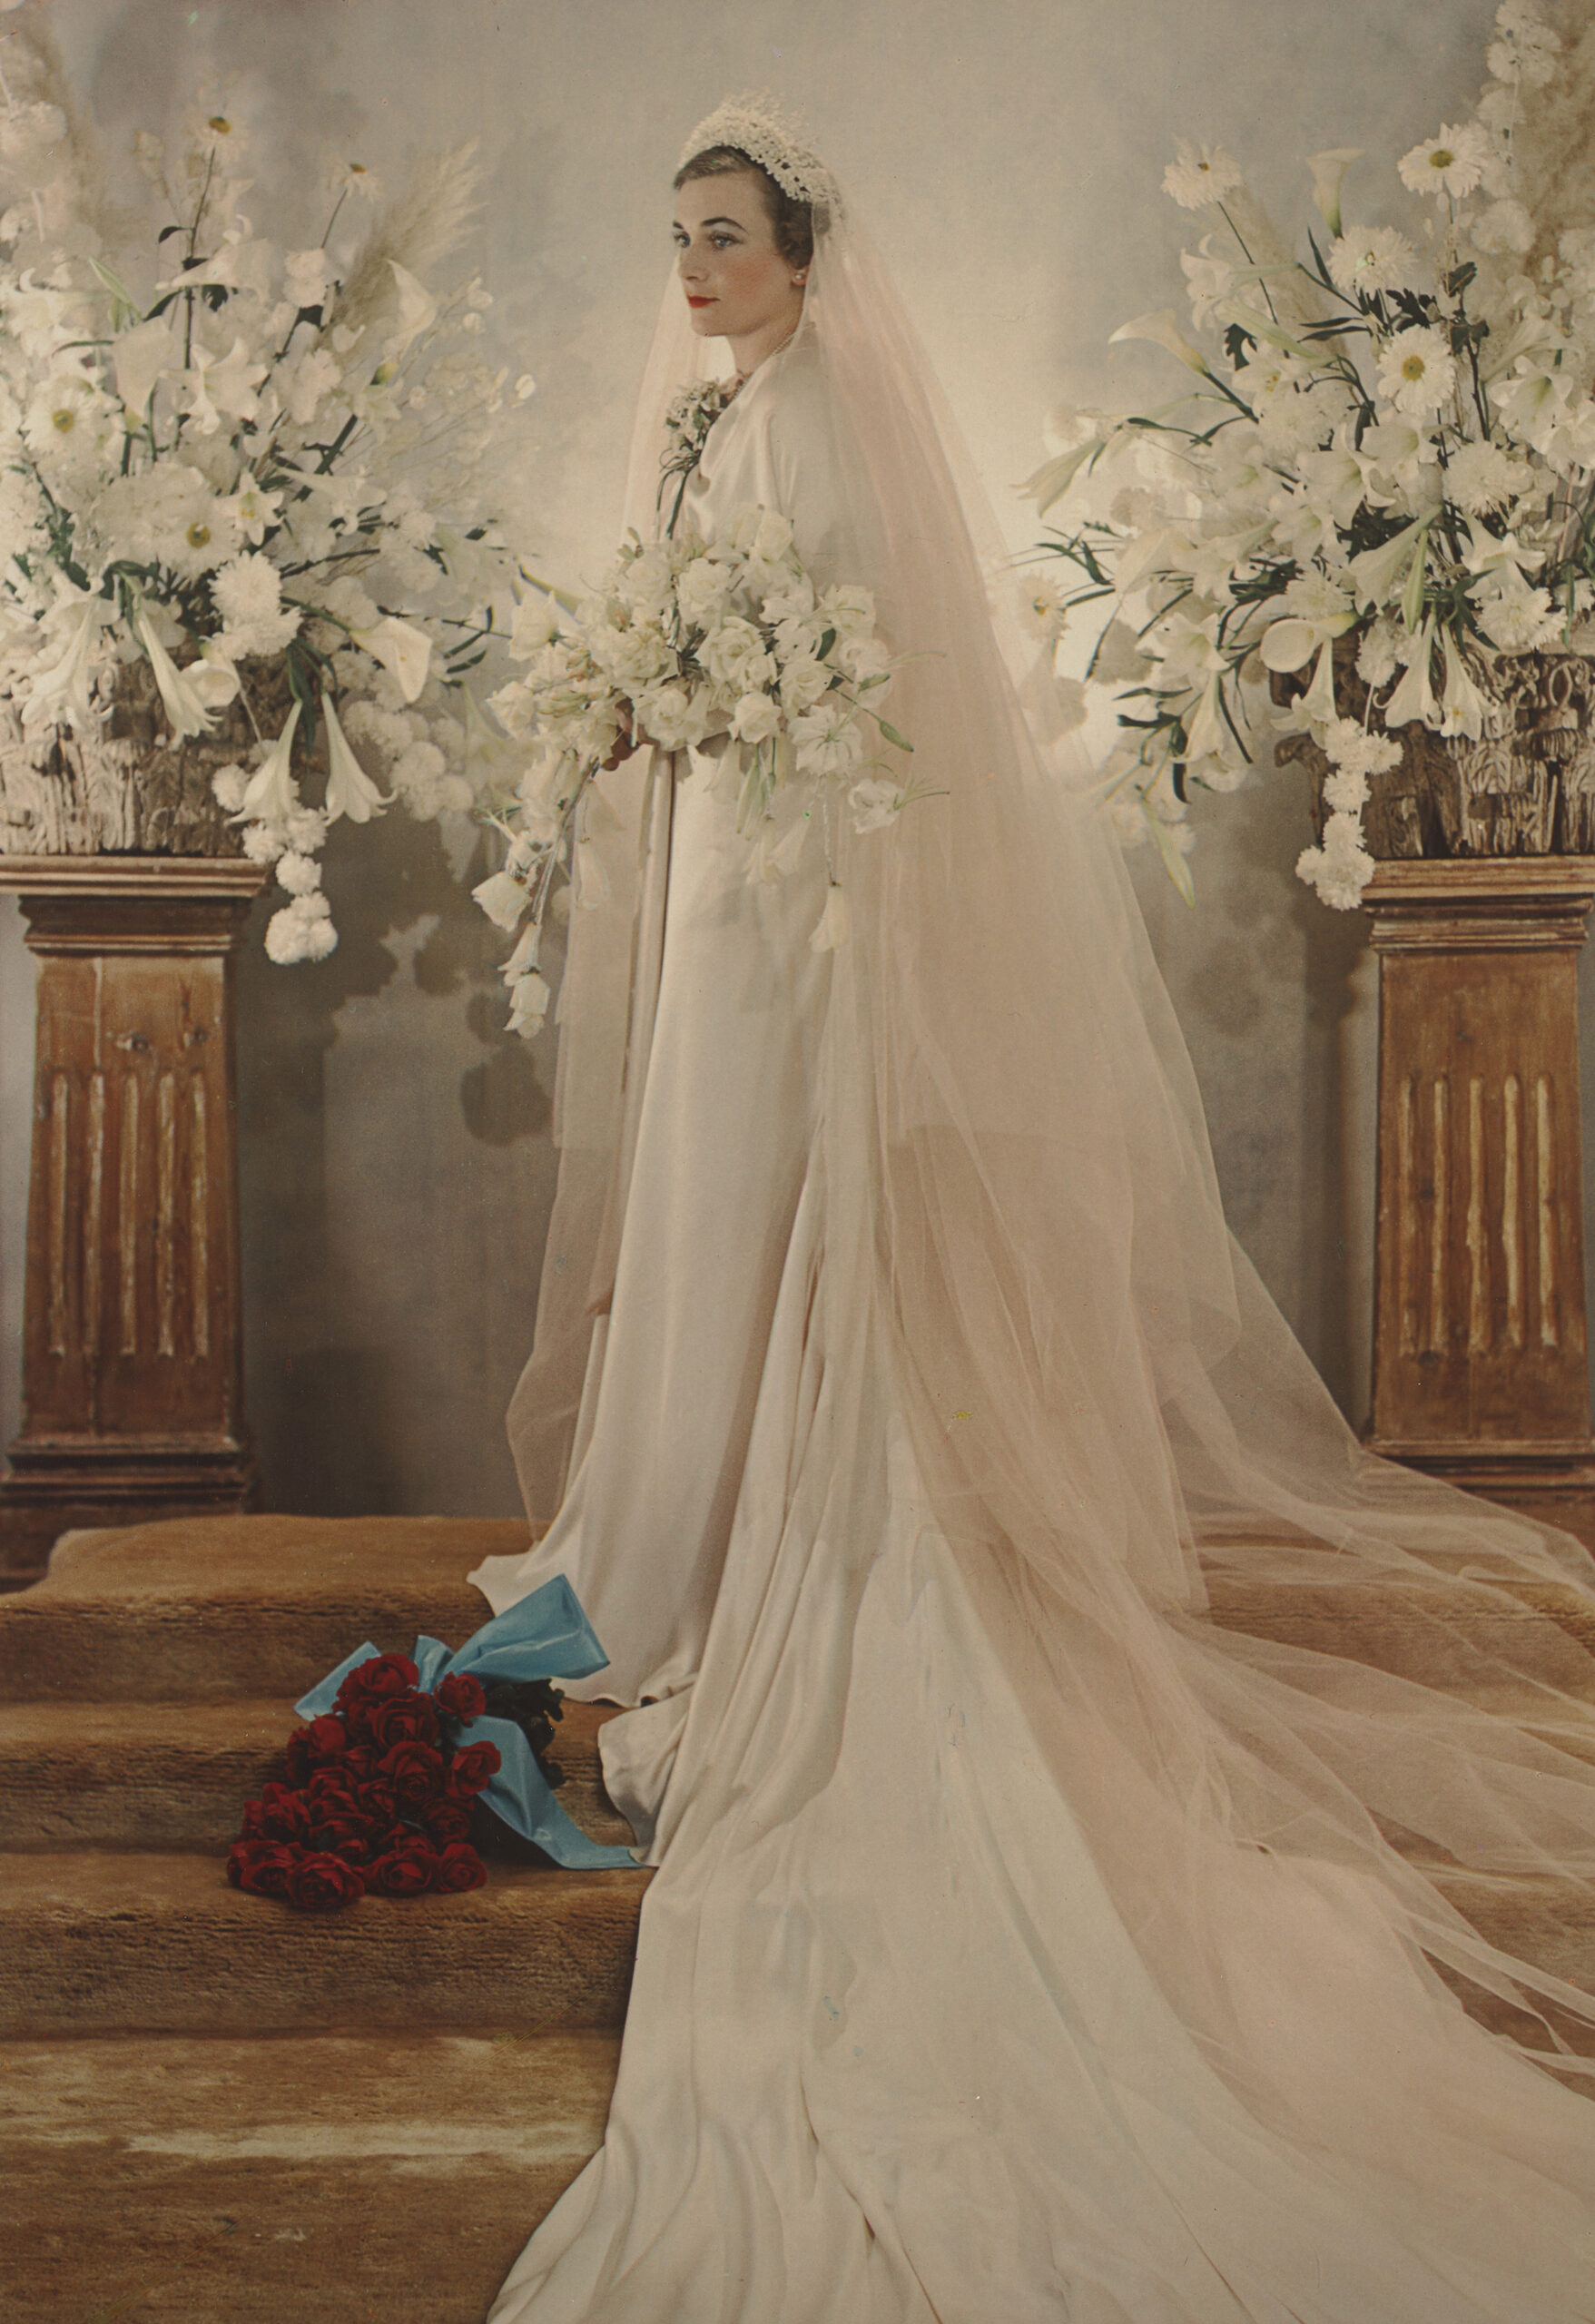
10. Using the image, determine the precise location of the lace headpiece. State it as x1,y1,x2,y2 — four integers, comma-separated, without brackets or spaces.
677,94,841,218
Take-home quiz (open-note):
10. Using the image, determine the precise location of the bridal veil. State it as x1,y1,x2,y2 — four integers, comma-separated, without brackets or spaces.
487,99,1595,2318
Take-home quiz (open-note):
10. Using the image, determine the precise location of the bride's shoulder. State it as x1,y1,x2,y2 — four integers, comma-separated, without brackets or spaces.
759,334,841,480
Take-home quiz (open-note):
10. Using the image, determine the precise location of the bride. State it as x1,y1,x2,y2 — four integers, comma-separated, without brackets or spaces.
471,98,1595,2323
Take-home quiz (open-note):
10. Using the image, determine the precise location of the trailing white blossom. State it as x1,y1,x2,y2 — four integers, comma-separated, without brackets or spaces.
1027,0,1595,911
474,514,921,1014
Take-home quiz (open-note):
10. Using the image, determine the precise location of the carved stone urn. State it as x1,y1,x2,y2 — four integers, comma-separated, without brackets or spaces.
0,664,286,1581
1283,647,1595,1508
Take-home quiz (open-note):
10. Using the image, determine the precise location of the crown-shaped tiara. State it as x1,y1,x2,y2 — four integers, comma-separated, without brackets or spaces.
677,94,841,216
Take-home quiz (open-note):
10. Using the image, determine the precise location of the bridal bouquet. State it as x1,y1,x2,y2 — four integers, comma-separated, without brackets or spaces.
1028,0,1591,908
0,24,534,960
473,506,916,1035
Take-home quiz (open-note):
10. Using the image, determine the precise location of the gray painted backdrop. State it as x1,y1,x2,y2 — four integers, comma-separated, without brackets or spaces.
5,0,1580,1521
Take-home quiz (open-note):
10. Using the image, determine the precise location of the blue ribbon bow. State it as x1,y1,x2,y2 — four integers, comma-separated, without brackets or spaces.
294,1574,635,1870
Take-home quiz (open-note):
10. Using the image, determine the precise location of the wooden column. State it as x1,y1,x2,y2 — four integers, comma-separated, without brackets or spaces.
1365,858,1595,1495
0,858,270,1581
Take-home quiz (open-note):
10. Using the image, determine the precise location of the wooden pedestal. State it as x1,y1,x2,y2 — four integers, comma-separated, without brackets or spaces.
1364,858,1595,1496
0,858,270,1581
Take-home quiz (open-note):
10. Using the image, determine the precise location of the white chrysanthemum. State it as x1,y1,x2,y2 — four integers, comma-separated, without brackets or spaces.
241,821,286,864
23,373,115,474
1397,123,1492,201
275,850,322,897
1296,809,1375,910
1471,198,1534,256
1323,716,1403,779
1162,140,1244,210
264,893,337,964
1356,617,1404,689
1445,438,1531,514
1376,327,1457,416
1327,225,1419,298
211,552,300,658
210,763,250,813
1477,578,1563,652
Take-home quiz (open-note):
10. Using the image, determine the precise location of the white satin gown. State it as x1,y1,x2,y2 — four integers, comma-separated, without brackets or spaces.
470,337,1595,2324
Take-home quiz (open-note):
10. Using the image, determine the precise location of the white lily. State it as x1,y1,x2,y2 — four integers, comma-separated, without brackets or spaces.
1383,620,1440,728
1181,674,1228,763
322,694,389,823
473,870,528,931
239,702,304,823
113,317,177,420
501,921,541,981
809,882,852,953
135,610,217,741
1306,148,1363,237
1345,520,1424,614
1258,607,1354,674
355,615,431,702
1439,629,1491,740
19,592,109,734
506,970,552,1039
1109,309,1209,376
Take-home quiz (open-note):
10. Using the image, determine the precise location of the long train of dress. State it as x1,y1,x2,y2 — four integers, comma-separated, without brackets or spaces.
470,337,1595,2322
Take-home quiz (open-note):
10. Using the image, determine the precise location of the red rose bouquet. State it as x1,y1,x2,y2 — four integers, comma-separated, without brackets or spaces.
228,1654,514,1913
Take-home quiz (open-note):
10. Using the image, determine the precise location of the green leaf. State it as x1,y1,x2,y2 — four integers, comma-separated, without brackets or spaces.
816,627,836,661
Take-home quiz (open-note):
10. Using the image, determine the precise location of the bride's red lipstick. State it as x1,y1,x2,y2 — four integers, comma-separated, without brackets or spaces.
686,295,714,309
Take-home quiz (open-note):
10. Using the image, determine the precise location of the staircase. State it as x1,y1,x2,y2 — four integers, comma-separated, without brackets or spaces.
0,1515,649,2324
4,1513,1595,2323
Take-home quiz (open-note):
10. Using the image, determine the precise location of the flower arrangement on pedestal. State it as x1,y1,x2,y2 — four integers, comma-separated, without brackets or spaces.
1028,0,1595,908
0,20,535,960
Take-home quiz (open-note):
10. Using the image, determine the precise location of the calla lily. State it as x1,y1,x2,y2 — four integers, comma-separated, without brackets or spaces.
322,694,389,823
1383,620,1440,728
1439,629,1491,740
1109,309,1209,376
20,593,109,734
239,701,304,823
1259,618,1322,675
1306,149,1363,238
135,611,217,741
113,317,177,419
189,640,241,710
355,615,431,702
1345,520,1424,614
473,870,528,931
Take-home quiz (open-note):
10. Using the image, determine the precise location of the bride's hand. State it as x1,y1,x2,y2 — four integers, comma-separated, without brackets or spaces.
602,702,636,772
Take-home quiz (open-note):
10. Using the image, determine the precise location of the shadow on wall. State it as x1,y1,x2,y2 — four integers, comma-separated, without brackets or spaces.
237,812,555,1519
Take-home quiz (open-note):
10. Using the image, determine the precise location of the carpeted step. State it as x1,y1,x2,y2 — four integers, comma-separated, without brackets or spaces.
0,1852,650,2037
0,2028,619,2324
0,1514,531,1702
1202,1553,1595,1690
0,1698,631,1852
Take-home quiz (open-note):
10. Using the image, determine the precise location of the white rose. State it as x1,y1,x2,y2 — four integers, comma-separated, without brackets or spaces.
728,505,794,564
778,655,832,714
675,556,736,628
732,691,781,744
701,615,775,695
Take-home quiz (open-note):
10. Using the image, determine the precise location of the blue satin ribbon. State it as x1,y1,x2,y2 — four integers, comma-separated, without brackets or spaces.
294,1574,635,1870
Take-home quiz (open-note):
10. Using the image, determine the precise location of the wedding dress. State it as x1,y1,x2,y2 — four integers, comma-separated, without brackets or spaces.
471,103,1595,2323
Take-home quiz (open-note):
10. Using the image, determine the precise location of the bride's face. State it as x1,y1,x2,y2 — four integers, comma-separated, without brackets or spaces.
673,172,805,350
